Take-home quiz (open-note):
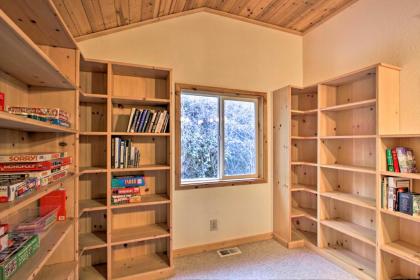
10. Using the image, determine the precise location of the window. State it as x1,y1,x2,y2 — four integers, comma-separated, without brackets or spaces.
176,84,267,189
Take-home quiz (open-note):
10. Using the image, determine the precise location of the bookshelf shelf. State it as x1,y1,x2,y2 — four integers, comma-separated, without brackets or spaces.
320,99,376,112
0,111,77,133
112,96,170,106
0,10,76,89
291,162,317,167
111,165,171,172
111,223,170,246
380,208,420,223
380,170,420,180
291,109,317,115
323,248,375,279
79,132,108,136
321,219,376,246
291,184,317,194
79,232,107,252
79,199,107,215
112,253,170,280
80,264,107,280
79,91,107,103
79,166,107,175
110,194,170,209
291,136,317,140
10,220,73,280
320,191,376,210
111,132,170,137
320,164,376,174
381,241,420,266
0,173,75,220
292,229,317,246
291,207,317,221
34,261,77,280
320,135,376,140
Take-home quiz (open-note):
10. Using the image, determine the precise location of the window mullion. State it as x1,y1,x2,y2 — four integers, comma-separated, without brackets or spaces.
219,96,224,180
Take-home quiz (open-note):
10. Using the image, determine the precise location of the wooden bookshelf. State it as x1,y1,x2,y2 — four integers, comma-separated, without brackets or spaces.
78,58,174,279
0,3,78,278
273,85,318,247
273,64,402,280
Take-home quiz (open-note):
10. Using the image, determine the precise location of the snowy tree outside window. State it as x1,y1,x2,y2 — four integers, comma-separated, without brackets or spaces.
181,91,257,182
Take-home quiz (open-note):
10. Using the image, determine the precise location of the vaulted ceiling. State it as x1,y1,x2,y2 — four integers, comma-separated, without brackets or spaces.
53,0,358,40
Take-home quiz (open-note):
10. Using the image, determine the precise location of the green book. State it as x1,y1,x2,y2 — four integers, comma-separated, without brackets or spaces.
386,148,394,172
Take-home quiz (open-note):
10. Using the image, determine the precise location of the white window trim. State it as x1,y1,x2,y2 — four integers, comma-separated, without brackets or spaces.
180,90,259,184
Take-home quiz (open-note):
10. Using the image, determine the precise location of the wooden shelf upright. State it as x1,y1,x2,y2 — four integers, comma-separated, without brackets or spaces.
274,64,405,280
78,58,174,279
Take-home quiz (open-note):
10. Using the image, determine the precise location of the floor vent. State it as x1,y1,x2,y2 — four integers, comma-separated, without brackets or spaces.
217,247,242,258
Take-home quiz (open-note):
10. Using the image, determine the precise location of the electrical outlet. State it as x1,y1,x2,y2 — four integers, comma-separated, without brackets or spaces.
210,219,218,231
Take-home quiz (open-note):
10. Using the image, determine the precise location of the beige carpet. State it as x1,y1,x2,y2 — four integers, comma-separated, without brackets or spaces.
171,240,357,279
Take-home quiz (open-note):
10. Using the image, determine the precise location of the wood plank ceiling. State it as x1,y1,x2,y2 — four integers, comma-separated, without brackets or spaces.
53,0,358,39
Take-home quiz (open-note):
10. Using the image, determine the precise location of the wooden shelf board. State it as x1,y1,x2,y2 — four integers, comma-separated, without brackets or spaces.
320,191,376,210
291,207,317,221
112,96,170,106
293,229,317,246
79,199,107,215
79,91,107,103
80,264,107,280
0,173,74,220
381,240,420,266
34,261,76,280
79,132,107,136
0,111,76,133
380,134,420,138
111,223,170,246
79,231,107,252
111,165,171,172
380,171,420,180
111,194,170,209
10,220,73,280
323,247,375,279
291,109,317,116
0,10,75,89
291,136,317,140
320,99,376,112
291,162,318,167
320,164,376,174
291,184,317,194
380,209,420,223
79,166,107,175
111,132,170,137
321,219,376,247
320,135,376,140
112,253,170,280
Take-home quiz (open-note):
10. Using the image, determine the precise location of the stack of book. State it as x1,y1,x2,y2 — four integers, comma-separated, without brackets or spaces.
126,108,169,133
111,175,146,205
386,147,417,173
381,176,419,216
0,152,71,202
7,106,71,128
111,138,140,169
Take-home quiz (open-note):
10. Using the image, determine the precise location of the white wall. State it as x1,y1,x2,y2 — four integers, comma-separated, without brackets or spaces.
303,0,420,133
78,12,303,249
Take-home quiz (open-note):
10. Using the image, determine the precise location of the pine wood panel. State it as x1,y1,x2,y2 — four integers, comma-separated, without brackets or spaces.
53,0,358,39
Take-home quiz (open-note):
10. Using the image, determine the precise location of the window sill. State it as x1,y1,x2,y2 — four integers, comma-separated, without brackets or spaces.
176,178,267,190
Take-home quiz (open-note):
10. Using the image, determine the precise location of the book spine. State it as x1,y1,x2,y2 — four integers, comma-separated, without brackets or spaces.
134,109,144,132
396,147,409,173
130,109,139,133
386,149,394,172
387,186,396,211
140,110,150,132
115,137,120,169
391,148,400,172
127,108,136,133
0,92,4,111
156,111,166,132
120,140,125,168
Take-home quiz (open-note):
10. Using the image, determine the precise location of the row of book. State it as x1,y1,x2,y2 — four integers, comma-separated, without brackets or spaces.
111,138,140,169
126,108,169,133
111,175,148,205
7,106,71,128
386,147,417,173
381,176,419,216
0,152,71,203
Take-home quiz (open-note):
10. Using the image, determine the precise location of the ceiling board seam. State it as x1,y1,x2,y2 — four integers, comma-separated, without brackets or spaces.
80,0,94,32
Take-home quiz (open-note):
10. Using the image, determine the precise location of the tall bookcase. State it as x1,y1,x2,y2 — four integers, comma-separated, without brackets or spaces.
273,64,416,280
77,58,174,280
0,1,78,279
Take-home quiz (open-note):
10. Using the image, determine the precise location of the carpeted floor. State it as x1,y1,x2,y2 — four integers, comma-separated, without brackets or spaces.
171,240,357,279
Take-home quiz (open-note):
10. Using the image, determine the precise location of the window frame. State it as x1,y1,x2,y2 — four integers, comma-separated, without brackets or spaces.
175,83,267,190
